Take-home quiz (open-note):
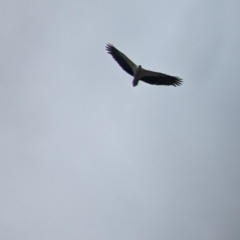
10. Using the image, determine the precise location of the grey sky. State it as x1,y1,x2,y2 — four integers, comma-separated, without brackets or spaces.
1,1,240,239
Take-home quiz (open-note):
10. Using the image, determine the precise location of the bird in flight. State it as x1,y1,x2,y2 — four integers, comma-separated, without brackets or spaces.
106,43,182,87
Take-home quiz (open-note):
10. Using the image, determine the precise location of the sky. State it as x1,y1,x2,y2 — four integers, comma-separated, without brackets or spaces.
1,1,240,239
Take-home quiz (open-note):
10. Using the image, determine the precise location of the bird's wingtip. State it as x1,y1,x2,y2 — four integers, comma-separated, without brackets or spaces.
106,43,113,54
173,77,183,87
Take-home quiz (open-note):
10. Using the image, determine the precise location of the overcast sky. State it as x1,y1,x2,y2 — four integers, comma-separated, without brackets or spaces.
1,1,240,240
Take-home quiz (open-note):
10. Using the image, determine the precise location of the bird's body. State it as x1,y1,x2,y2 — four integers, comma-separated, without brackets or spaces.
106,43,182,87
132,65,142,87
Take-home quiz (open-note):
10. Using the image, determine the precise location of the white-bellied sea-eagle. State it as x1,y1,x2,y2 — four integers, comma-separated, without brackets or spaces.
106,43,182,87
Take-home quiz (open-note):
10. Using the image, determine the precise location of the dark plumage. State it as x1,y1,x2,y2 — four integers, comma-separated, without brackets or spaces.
106,43,182,87
106,44,134,76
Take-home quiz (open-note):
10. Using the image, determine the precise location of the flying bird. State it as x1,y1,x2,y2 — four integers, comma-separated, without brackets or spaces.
106,43,182,87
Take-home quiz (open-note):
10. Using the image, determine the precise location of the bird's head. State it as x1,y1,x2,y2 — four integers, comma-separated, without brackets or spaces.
135,65,142,75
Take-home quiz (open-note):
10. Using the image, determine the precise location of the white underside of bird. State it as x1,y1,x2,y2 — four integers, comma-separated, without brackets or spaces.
106,43,182,87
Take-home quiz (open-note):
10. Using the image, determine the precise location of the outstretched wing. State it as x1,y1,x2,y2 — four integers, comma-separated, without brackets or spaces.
140,68,182,87
106,43,137,76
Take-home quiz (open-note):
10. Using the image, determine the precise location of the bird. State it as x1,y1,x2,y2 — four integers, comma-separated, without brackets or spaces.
106,43,182,87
